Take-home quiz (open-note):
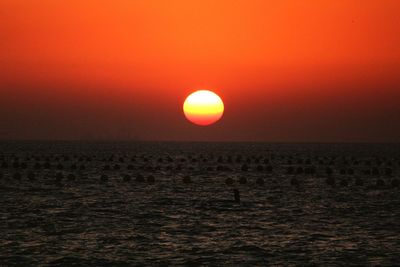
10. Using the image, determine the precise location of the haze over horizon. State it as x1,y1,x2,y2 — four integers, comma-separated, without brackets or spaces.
1,0,400,142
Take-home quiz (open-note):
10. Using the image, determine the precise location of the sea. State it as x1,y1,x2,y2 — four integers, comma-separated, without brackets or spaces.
0,141,399,266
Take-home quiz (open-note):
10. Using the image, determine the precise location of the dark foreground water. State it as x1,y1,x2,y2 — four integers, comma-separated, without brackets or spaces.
1,142,400,266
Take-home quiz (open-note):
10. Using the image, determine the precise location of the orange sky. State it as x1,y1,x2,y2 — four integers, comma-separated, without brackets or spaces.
1,0,400,141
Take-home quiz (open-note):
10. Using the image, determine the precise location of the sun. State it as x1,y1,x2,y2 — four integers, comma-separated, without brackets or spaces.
183,90,224,126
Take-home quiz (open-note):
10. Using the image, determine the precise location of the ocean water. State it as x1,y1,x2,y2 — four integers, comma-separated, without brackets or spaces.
0,142,399,266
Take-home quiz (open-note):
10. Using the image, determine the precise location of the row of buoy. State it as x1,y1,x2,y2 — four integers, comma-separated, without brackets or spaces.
224,176,400,188
2,170,399,188
1,162,396,179
0,162,87,170
3,156,398,165
2,159,397,172
2,154,399,166
225,177,266,186
0,171,77,181
325,177,399,188
287,166,394,176
3,155,398,167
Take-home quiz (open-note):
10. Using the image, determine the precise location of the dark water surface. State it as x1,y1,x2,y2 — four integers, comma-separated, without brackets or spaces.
1,142,400,266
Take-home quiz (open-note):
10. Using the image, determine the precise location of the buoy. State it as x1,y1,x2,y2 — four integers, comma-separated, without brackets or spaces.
326,177,335,187
183,175,191,184
290,177,299,186
14,172,22,180
265,165,273,173
147,175,155,184
123,174,131,182
175,165,182,171
238,177,247,184
296,167,304,174
225,177,234,185
56,172,63,182
100,174,108,182
241,164,248,172
44,162,51,169
28,171,35,181
136,174,145,182
256,177,264,186
67,173,76,181
340,179,348,187
355,178,364,186
103,165,110,171
304,167,315,175
376,179,385,188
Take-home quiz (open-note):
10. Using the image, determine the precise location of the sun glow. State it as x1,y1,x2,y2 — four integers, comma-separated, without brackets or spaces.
183,90,224,126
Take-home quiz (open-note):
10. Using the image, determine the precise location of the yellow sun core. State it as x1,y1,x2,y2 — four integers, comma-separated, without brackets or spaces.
183,90,224,126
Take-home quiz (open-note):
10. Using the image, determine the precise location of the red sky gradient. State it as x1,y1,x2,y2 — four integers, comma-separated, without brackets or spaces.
1,0,400,141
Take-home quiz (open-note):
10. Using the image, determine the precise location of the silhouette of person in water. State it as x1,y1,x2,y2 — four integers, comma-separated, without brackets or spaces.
234,188,240,203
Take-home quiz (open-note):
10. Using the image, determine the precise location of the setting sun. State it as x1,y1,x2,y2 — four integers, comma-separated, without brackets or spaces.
183,90,224,126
